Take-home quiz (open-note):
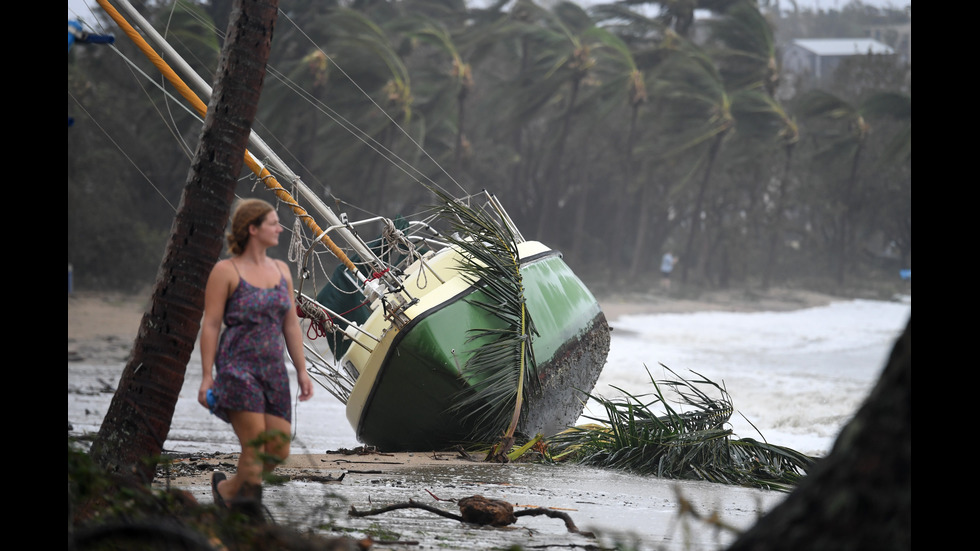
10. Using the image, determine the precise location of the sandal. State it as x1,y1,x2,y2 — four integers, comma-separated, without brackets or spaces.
211,471,228,509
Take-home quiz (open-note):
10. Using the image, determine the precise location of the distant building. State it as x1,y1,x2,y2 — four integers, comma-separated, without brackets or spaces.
783,38,895,80
866,23,911,64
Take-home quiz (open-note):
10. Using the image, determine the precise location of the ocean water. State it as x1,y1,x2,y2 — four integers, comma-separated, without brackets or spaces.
590,298,911,457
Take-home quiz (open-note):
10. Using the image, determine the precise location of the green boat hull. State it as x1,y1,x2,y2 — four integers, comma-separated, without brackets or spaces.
354,249,610,451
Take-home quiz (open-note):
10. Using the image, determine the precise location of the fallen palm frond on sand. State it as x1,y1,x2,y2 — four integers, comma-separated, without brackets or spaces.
549,366,815,491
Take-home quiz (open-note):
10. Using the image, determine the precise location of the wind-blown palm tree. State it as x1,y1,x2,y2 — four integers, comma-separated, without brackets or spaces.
393,13,475,170
707,0,796,287
796,88,910,285
795,89,870,285
630,0,786,285
258,5,415,216
465,1,603,244
729,89,798,288
652,40,734,283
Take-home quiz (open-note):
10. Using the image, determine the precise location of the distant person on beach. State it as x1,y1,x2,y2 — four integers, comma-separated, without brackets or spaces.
660,251,677,290
198,198,313,513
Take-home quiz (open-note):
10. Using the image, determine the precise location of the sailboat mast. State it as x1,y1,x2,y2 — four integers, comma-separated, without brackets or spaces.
98,0,398,290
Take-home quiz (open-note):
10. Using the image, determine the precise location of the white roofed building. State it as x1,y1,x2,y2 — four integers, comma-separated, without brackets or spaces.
783,38,895,80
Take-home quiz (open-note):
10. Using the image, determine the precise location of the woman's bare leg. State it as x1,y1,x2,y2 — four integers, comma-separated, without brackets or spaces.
217,410,267,501
262,414,291,474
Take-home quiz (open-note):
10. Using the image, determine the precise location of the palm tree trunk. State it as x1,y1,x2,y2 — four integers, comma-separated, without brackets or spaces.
510,35,531,219
91,0,279,481
571,168,589,262
628,184,652,277
617,102,641,268
454,76,469,170
762,144,795,289
681,130,726,284
536,76,582,244
836,140,865,285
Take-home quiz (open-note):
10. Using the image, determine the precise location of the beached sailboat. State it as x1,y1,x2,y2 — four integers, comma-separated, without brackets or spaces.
90,0,610,452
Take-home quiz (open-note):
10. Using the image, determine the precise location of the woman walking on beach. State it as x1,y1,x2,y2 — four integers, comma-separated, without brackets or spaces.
198,198,314,510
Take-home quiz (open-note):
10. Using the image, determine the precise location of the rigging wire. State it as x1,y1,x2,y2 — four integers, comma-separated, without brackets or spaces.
152,7,474,280
71,24,315,253
71,2,491,291
159,2,214,161
160,0,222,83
77,3,473,218
68,2,101,24
70,16,190,213
112,2,471,202
71,7,201,173
261,62,451,199
141,3,440,225
156,3,338,209
104,38,205,157
68,91,178,213
275,7,471,199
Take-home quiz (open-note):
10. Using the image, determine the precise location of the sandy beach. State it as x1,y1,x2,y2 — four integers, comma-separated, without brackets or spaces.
69,287,855,548
68,286,840,354
67,288,840,467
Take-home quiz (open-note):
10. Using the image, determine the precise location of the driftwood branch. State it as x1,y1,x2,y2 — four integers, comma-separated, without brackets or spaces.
424,488,456,502
514,508,595,537
348,495,594,536
349,499,463,522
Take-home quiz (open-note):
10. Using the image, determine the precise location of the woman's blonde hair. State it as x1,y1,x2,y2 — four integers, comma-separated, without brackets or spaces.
227,198,274,255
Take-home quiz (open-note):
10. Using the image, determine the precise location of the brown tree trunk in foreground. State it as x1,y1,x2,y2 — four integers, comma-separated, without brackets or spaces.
728,316,911,551
90,0,279,482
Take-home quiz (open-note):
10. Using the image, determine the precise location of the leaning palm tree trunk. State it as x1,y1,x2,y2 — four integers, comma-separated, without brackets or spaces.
91,0,278,481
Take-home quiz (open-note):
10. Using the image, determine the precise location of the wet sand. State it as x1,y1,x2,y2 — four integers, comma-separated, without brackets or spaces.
68,287,838,355
68,288,838,549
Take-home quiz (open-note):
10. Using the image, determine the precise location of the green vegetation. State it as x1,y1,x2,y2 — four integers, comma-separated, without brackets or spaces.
551,368,815,491
69,441,227,549
436,190,539,452
69,440,360,550
68,0,910,293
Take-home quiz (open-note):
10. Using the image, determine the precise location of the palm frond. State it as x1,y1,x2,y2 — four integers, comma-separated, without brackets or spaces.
432,190,538,444
551,366,815,491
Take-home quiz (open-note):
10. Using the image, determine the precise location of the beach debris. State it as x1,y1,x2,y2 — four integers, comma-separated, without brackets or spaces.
550,366,814,491
290,472,346,483
348,494,594,536
424,488,456,502
458,495,516,526
328,446,391,457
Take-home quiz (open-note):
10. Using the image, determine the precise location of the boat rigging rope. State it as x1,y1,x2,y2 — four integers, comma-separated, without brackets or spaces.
287,215,308,269
381,219,415,265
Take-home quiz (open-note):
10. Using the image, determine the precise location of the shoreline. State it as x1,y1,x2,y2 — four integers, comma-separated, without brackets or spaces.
69,288,907,547
68,286,846,360
69,287,869,495
155,448,492,492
